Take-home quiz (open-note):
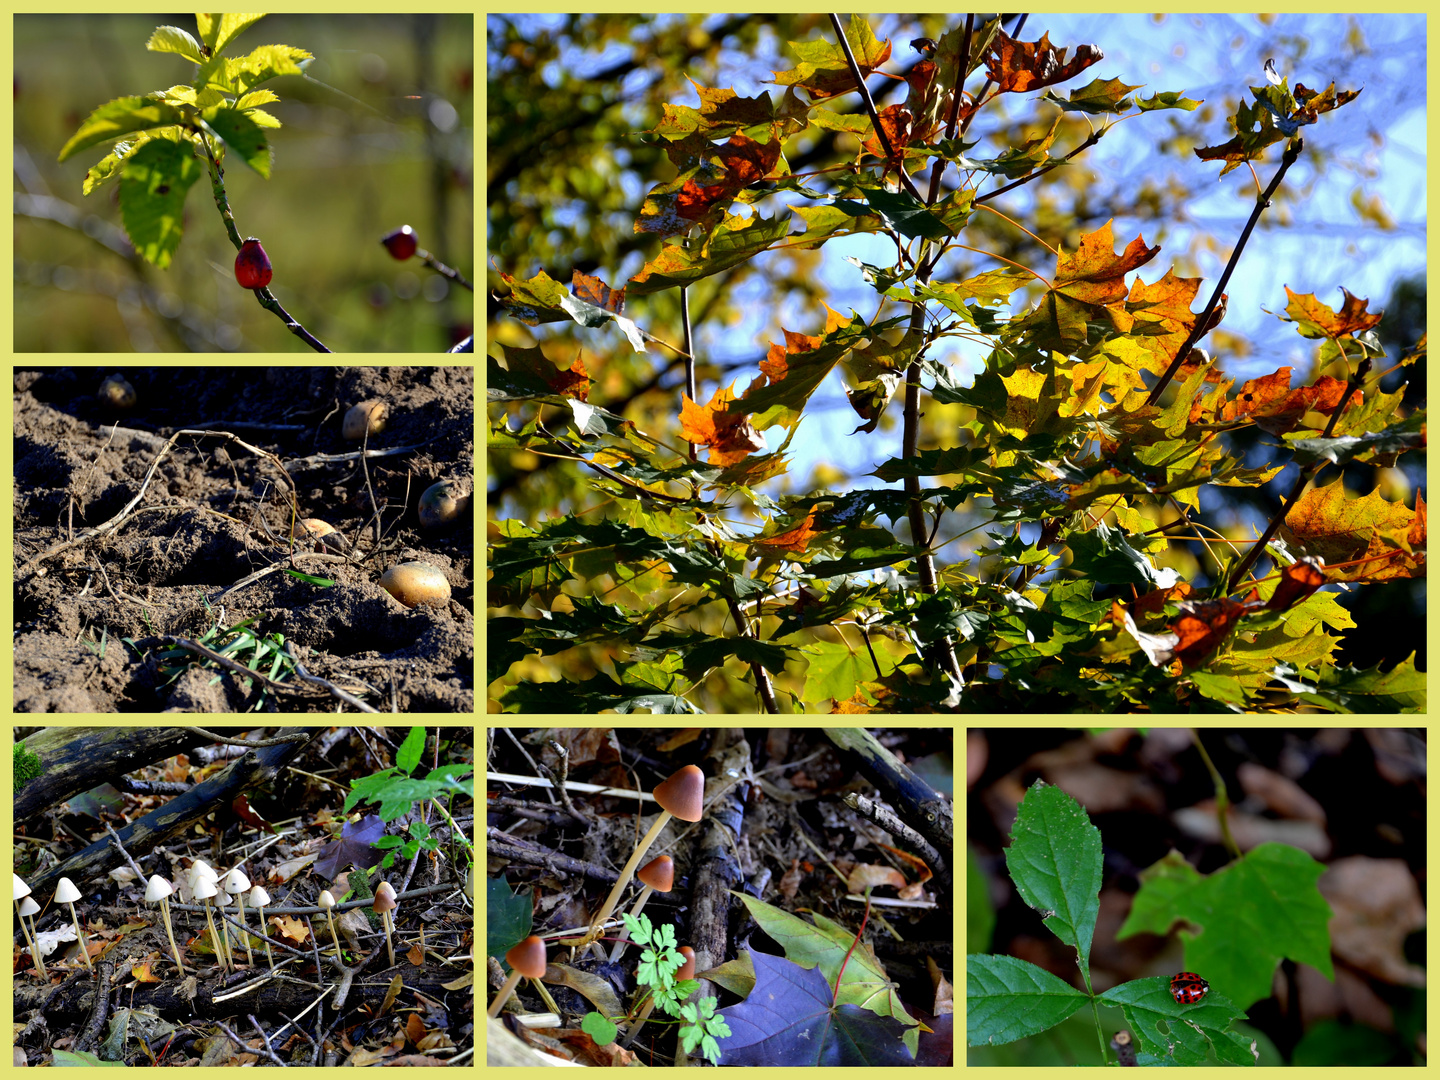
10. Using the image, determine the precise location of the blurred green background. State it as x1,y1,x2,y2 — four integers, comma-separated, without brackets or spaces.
15,14,474,352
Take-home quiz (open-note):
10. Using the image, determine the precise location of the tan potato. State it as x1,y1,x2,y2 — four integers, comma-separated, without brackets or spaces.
343,399,388,440
418,479,471,528
297,518,348,552
98,375,136,409
380,562,451,609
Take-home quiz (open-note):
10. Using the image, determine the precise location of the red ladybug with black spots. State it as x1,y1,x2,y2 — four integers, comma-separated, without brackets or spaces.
1170,972,1209,1005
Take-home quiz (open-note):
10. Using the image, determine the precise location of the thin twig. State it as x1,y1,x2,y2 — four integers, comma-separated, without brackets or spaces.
282,642,380,713
1144,137,1305,405
185,728,312,748
829,13,925,201
248,1014,288,1067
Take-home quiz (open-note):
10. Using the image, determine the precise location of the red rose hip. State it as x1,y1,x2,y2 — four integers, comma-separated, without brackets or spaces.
235,237,272,289
381,225,418,260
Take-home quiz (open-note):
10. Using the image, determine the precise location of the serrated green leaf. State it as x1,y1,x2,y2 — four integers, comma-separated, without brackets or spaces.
201,106,272,177
59,96,188,163
118,137,204,269
1004,781,1103,974
146,25,205,64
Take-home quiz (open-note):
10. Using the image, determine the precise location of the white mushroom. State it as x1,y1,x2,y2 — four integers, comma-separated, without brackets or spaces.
145,875,185,972
13,874,46,979
317,890,340,959
223,868,253,965
16,896,46,978
54,878,93,974
248,885,274,971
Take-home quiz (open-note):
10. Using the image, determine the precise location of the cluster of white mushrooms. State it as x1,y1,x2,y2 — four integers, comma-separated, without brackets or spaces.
16,866,405,978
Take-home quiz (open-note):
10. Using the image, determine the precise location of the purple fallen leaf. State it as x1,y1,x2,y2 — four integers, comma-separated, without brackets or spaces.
314,813,386,880
717,950,916,1066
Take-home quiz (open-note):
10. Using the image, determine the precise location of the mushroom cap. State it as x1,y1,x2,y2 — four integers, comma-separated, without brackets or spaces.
189,863,218,886
223,868,251,894
247,885,271,908
54,878,82,904
317,890,337,909
676,945,696,981
504,935,548,978
14,874,32,901
376,881,397,903
18,896,40,917
653,764,705,822
145,875,175,902
191,876,218,901
372,884,398,913
191,859,215,876
637,855,675,893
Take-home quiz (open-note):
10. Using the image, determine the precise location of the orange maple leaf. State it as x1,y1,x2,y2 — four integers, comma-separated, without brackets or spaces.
675,132,782,221
1281,483,1426,583
571,270,625,314
1219,367,1357,434
680,386,766,466
1169,590,1262,667
986,31,1103,94
1265,556,1327,613
751,510,819,555
1285,286,1384,339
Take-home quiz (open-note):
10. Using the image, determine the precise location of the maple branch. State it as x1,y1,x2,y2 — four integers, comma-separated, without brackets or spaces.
1144,137,1305,407
1224,352,1370,594
828,14,925,202
974,126,1104,207
923,13,975,208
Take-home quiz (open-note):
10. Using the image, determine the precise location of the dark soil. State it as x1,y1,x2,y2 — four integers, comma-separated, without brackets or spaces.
13,366,474,713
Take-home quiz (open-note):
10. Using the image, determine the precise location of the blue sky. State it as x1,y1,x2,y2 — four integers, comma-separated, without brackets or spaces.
492,13,1425,500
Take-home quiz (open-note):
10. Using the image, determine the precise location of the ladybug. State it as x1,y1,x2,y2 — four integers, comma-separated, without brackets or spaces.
1170,972,1209,1005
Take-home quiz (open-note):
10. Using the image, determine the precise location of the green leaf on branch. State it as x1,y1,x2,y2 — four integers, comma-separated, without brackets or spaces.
59,96,188,163
1041,76,1143,114
196,13,268,56
118,137,204,268
629,212,792,294
201,106,273,177
146,25,206,64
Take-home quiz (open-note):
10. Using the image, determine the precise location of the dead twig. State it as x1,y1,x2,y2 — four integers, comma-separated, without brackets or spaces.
842,791,952,901
281,642,380,713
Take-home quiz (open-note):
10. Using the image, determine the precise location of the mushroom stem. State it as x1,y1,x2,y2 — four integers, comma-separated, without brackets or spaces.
623,945,695,1048
607,886,655,963
203,899,227,973
13,899,45,978
585,813,671,946
382,909,396,967
487,967,526,1020
259,908,275,969
66,907,94,973
584,765,703,949
159,897,184,970
236,894,252,965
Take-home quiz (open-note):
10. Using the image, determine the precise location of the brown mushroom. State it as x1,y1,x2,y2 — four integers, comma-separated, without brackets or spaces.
318,890,341,959
373,881,398,967
487,935,548,1018
584,765,704,948
607,855,674,963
